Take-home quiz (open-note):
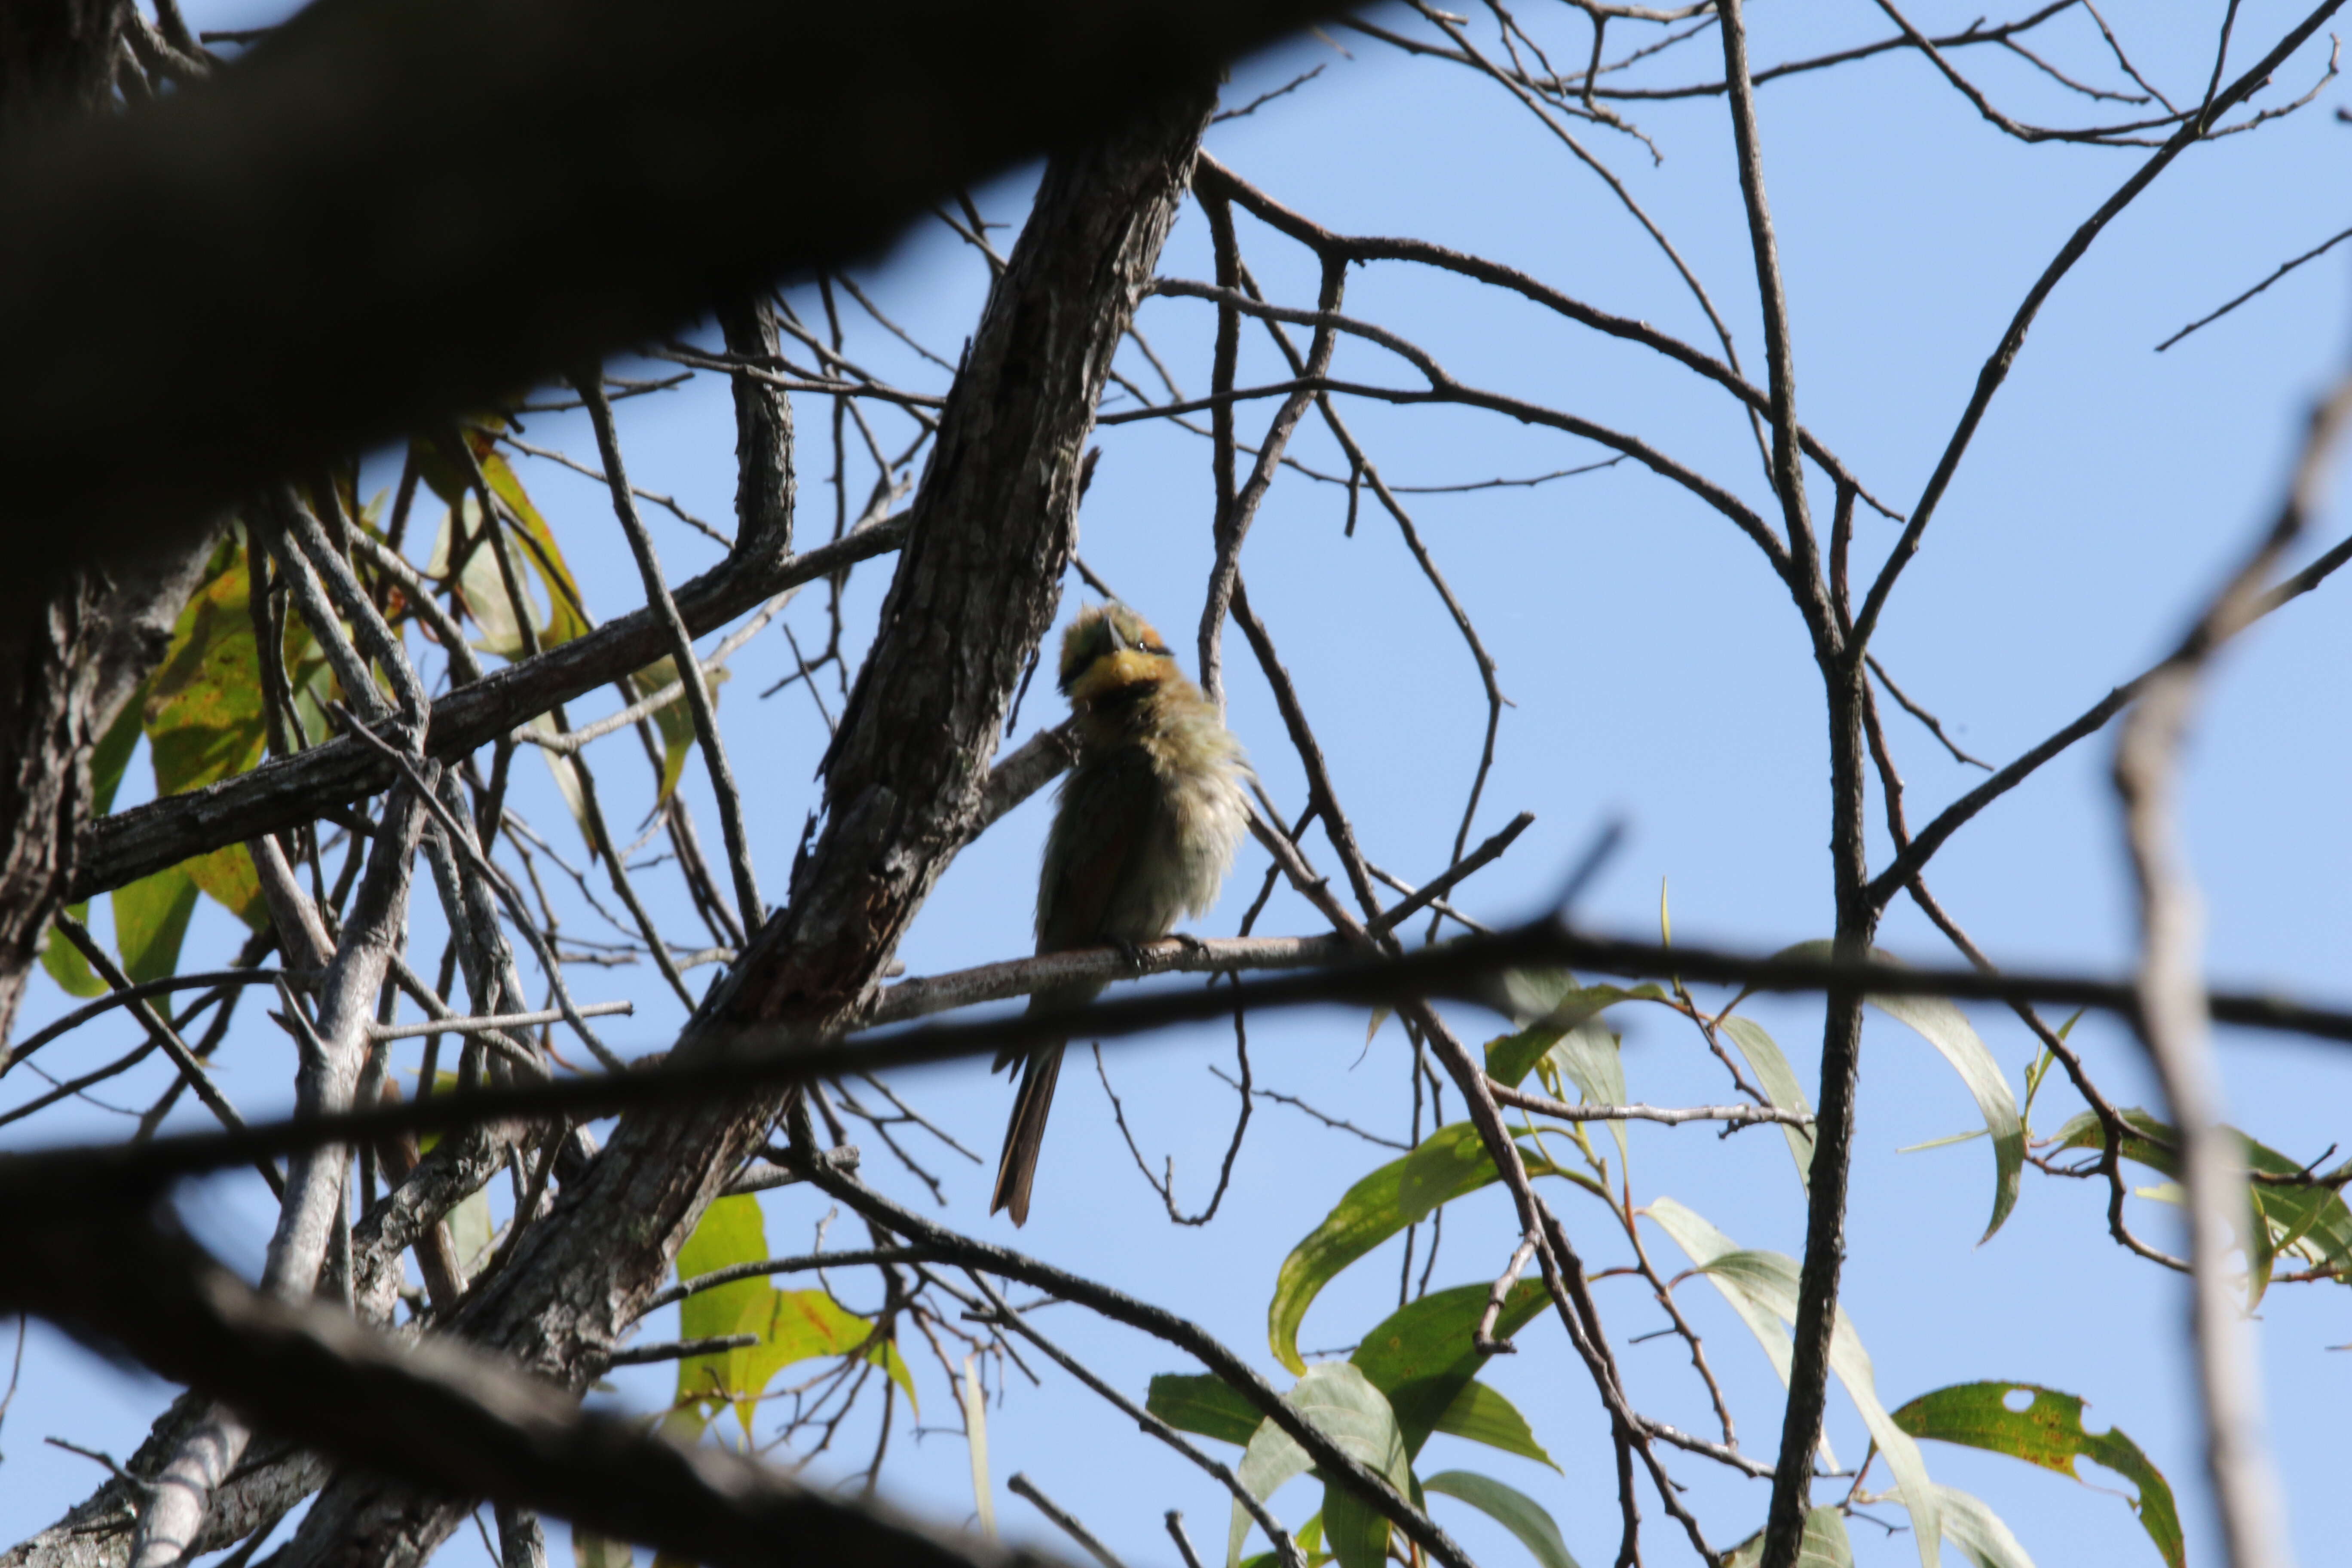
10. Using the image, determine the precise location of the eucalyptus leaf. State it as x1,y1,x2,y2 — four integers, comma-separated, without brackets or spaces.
1892,1381,2180,1568
1270,1124,1577,1374
1714,1014,1816,1186
1722,1506,1853,1568
1349,1279,1548,1455
1226,1364,1410,1568
1421,1472,1578,1568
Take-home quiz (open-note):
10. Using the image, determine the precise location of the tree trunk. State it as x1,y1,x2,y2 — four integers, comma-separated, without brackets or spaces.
241,82,1214,1568
0,2,220,1046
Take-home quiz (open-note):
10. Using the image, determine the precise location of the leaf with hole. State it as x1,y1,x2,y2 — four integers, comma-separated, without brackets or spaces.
1892,1382,2179,1568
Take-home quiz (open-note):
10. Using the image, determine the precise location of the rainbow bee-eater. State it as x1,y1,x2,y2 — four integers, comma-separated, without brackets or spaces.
990,602,1251,1225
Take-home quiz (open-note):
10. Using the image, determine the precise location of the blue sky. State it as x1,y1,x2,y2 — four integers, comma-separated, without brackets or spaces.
5,6,2350,1568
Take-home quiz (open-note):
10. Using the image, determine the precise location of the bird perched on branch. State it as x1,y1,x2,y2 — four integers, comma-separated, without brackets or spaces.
990,602,1251,1225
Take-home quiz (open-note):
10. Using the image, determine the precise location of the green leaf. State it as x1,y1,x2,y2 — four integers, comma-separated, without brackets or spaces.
630,656,701,805
475,445,592,645
668,1196,892,1439
1227,1365,1410,1568
432,495,534,658
963,1357,995,1537
41,905,106,998
1917,1484,2038,1568
1349,1280,1548,1455
1431,1380,1555,1470
1697,1251,1938,1568
144,545,267,799
729,1288,876,1437
1761,941,2022,1239
1421,1472,1578,1568
1482,974,1666,1089
141,541,274,928
1891,1382,2180,1568
1271,1124,1576,1374
1864,985,2023,1243
1645,1197,1938,1567
113,865,199,984
1150,1373,1267,1448
2052,1107,2352,1306
1722,1506,1854,1568
1714,1015,1816,1186
870,1335,919,1415
447,1185,495,1280
1642,1196,1828,1463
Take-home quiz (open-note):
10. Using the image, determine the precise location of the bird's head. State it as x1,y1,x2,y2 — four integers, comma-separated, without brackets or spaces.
1058,602,1181,707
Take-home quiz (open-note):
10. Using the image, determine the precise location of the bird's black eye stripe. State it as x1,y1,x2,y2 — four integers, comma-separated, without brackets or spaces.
1143,642,1170,656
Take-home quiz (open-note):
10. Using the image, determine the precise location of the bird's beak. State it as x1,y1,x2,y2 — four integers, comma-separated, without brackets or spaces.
1104,612,1130,653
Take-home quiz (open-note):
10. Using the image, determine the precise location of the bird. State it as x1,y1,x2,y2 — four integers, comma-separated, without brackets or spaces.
990,601,1251,1225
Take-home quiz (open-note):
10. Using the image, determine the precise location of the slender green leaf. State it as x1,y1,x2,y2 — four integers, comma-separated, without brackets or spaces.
964,1356,994,1537
1646,1197,1936,1566
1891,1382,2181,1568
1642,1196,1828,1464
1421,1472,1579,1568
1865,984,2023,1243
1482,974,1665,1089
631,656,700,805
1271,1124,1574,1373
1698,1250,1938,1568
1714,1015,1816,1186
1916,1484,2038,1568
475,444,592,646
1722,1506,1853,1568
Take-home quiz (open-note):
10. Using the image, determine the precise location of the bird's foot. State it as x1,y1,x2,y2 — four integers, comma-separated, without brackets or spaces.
1169,931,1212,959
1112,938,1151,974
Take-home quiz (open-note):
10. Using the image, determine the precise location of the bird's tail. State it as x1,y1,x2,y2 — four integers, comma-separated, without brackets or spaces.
990,983,1097,1225
989,1038,1064,1226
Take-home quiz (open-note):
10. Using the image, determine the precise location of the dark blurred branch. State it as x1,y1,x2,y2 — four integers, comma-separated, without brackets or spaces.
0,0,1349,580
